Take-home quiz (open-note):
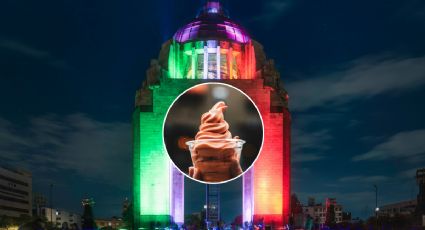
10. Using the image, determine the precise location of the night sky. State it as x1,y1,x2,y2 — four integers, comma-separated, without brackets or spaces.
1,0,425,222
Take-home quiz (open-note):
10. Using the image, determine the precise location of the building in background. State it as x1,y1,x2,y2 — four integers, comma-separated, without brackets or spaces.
342,212,352,223
132,0,290,228
303,203,326,224
32,192,48,217
95,217,123,230
416,168,425,226
308,197,316,207
41,207,81,229
378,199,417,217
0,166,32,218
326,198,343,223
303,198,343,224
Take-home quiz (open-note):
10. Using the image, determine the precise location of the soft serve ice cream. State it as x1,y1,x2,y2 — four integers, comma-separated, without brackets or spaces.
188,101,244,182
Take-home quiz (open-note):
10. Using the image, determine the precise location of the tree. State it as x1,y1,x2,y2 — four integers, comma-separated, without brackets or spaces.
0,215,14,228
12,217,46,230
291,194,303,228
291,194,303,215
0,214,35,229
184,213,202,229
122,201,133,229
81,199,97,230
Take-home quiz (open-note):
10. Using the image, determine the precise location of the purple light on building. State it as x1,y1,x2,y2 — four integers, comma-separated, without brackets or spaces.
170,164,184,225
173,2,250,44
243,168,254,224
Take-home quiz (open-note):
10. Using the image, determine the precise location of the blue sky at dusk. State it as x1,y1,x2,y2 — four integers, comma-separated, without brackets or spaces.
1,0,424,222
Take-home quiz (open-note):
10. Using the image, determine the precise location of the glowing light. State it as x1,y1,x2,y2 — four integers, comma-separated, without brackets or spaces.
137,111,170,216
243,169,254,224
209,8,218,13
251,111,285,224
173,18,250,44
170,165,184,225
216,45,221,79
168,40,256,80
240,87,291,227
203,45,208,79
191,47,196,79
206,2,220,14
133,93,185,227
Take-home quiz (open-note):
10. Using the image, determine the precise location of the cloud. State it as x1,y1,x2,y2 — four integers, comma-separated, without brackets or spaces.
0,39,68,69
0,114,131,188
252,0,293,25
292,113,343,128
292,128,332,152
291,127,332,163
292,153,324,163
0,40,50,59
397,168,418,179
352,129,425,161
286,55,425,111
339,175,389,183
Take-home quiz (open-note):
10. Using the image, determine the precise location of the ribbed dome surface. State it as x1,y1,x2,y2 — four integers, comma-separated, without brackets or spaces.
173,2,250,44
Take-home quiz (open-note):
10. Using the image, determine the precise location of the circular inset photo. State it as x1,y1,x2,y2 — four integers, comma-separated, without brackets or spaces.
163,83,264,184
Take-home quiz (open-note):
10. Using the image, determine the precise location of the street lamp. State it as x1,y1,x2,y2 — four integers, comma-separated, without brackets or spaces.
50,184,53,225
374,185,378,229
374,185,378,215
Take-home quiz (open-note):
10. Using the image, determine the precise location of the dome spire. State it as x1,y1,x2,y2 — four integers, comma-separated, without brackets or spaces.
199,0,227,17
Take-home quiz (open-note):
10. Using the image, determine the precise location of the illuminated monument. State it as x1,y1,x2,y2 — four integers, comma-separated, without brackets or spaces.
133,0,290,228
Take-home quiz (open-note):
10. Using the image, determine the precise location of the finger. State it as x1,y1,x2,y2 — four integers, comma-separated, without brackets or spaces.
189,167,194,177
192,167,202,180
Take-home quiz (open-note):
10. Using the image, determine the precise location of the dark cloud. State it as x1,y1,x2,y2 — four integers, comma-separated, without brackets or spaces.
338,175,389,183
0,40,50,59
292,153,325,163
0,114,131,188
292,128,332,153
352,129,425,161
0,39,69,69
397,168,418,179
291,116,333,163
286,55,425,111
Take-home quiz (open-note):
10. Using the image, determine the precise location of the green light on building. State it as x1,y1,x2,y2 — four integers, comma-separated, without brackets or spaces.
133,105,171,227
133,84,189,228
